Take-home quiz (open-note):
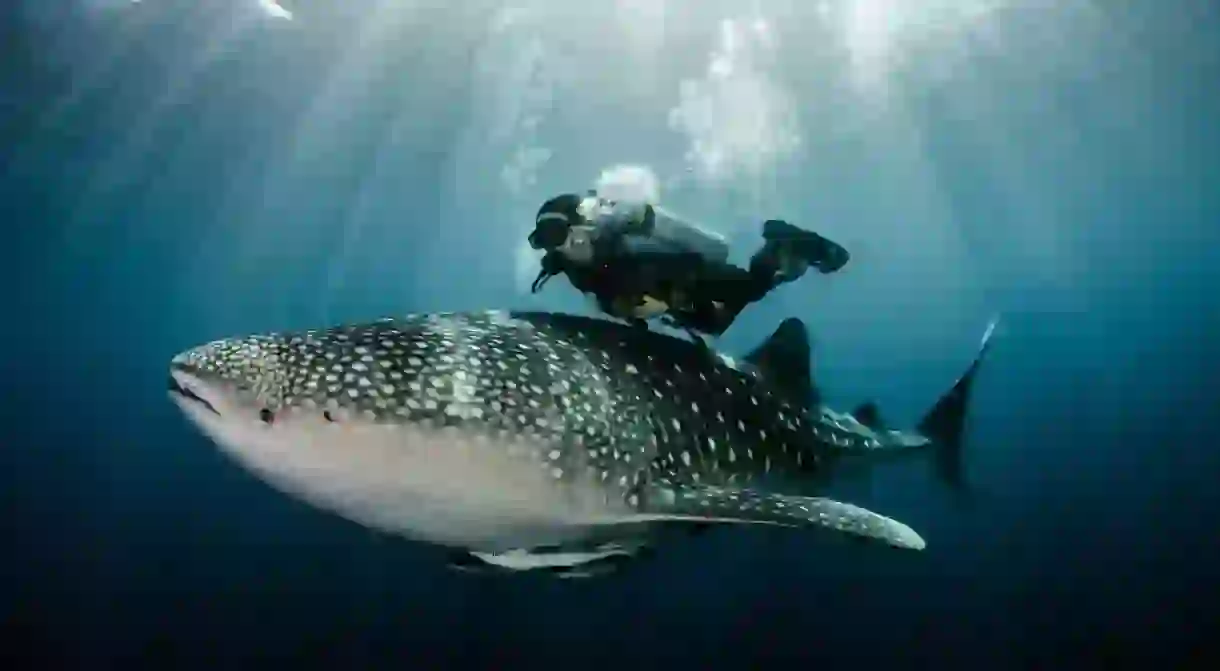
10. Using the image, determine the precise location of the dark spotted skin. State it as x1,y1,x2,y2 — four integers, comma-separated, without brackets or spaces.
511,311,835,489
172,310,892,504
171,309,987,572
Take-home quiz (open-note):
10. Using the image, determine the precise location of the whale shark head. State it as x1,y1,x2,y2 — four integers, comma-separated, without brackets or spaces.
167,316,637,552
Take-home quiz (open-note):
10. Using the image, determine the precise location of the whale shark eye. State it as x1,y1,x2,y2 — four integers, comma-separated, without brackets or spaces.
260,408,275,424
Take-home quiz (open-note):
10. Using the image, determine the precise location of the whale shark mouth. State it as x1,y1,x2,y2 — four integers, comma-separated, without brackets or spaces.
168,374,220,416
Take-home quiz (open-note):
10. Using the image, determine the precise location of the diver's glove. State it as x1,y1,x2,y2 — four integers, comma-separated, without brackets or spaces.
531,269,552,293
531,251,565,293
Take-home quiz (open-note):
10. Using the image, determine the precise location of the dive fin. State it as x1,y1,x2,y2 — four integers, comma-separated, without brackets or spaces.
743,317,820,407
917,315,1000,489
852,401,883,429
640,483,925,550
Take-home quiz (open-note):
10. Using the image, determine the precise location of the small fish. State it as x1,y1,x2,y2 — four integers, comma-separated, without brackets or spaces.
168,311,997,577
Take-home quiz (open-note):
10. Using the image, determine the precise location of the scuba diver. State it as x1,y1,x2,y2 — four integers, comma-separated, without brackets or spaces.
527,190,850,338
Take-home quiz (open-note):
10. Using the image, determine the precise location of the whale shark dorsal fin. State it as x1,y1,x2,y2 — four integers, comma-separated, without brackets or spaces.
743,317,819,407
852,401,883,429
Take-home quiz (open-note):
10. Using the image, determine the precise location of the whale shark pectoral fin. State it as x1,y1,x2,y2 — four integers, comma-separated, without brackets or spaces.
637,483,926,550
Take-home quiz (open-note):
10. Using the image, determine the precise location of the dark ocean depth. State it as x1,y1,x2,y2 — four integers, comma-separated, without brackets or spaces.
3,1,1219,668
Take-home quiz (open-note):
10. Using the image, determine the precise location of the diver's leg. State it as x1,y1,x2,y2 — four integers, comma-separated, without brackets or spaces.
674,263,766,337
667,249,806,338
698,301,749,337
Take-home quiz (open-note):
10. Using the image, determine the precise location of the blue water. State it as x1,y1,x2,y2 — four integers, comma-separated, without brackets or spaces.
4,0,1218,667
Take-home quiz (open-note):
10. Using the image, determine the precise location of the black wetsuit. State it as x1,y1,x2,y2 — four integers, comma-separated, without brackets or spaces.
665,260,778,336
530,206,848,338
536,247,780,337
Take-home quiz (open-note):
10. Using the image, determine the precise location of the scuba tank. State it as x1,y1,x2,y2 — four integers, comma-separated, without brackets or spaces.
648,204,730,265
581,191,730,265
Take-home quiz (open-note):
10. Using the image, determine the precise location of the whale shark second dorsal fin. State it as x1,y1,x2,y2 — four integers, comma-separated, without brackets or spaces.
743,317,819,407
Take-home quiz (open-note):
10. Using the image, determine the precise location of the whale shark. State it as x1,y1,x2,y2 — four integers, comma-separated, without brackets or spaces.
168,311,996,577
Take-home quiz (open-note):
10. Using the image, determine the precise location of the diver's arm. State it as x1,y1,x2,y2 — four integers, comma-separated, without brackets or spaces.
531,251,564,293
